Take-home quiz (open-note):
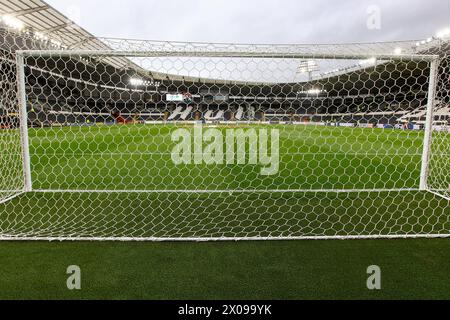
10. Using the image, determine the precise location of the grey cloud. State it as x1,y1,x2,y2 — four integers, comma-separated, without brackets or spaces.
46,0,449,43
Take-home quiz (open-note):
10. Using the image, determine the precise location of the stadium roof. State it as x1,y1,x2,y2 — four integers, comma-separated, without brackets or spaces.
0,0,105,50
0,0,448,88
0,0,261,84
0,0,148,73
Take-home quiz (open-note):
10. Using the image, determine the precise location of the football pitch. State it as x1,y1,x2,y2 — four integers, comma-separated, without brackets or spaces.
30,124,426,191
0,123,449,299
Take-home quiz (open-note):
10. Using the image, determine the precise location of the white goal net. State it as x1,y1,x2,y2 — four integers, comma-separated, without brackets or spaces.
0,30,449,240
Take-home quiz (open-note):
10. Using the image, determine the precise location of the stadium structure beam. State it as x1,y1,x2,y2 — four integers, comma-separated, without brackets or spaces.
66,37,97,50
3,5,48,17
42,22,77,33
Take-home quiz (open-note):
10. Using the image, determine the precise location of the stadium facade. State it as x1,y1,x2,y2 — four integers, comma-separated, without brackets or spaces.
1,0,449,131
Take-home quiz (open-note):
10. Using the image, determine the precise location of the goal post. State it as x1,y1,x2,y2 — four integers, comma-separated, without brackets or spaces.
0,49,26,205
425,55,450,201
1,41,449,241
16,52,32,193
419,58,440,191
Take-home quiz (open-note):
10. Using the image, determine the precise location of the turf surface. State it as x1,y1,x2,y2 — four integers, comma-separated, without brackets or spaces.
28,124,427,191
0,239,449,300
2,124,447,238
0,123,448,299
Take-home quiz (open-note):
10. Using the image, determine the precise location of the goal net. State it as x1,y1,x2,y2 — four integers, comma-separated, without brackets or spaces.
1,33,449,240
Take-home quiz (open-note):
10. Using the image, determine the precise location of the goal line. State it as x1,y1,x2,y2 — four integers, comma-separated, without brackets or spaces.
32,188,423,194
0,234,449,242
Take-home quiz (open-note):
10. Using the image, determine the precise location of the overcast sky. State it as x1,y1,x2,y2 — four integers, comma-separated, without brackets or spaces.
45,0,449,43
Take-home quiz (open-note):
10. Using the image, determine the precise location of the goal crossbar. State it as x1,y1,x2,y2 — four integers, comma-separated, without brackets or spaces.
16,50,439,61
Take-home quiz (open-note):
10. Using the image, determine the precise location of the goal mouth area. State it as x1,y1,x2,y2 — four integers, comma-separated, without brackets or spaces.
1,39,447,242
1,189,448,241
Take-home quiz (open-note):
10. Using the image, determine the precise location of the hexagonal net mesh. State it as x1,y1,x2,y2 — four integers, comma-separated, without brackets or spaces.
0,33,449,240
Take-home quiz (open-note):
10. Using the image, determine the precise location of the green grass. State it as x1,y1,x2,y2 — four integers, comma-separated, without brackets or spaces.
2,191,449,238
0,239,449,300
0,123,449,299
1,123,446,238
28,124,426,190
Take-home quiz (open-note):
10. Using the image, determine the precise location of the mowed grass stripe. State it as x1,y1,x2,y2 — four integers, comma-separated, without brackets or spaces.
28,124,424,190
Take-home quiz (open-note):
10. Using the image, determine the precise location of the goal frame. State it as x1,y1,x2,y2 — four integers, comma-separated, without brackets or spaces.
3,49,447,241
15,50,442,193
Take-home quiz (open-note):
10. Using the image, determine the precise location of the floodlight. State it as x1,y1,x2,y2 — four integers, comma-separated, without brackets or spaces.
298,60,319,72
50,39,62,48
129,78,160,87
130,78,145,86
436,28,450,39
359,57,376,65
307,89,324,95
34,32,48,41
2,15,24,30
297,60,320,81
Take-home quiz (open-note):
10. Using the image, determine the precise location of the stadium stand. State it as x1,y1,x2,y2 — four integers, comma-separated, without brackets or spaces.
0,0,448,131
